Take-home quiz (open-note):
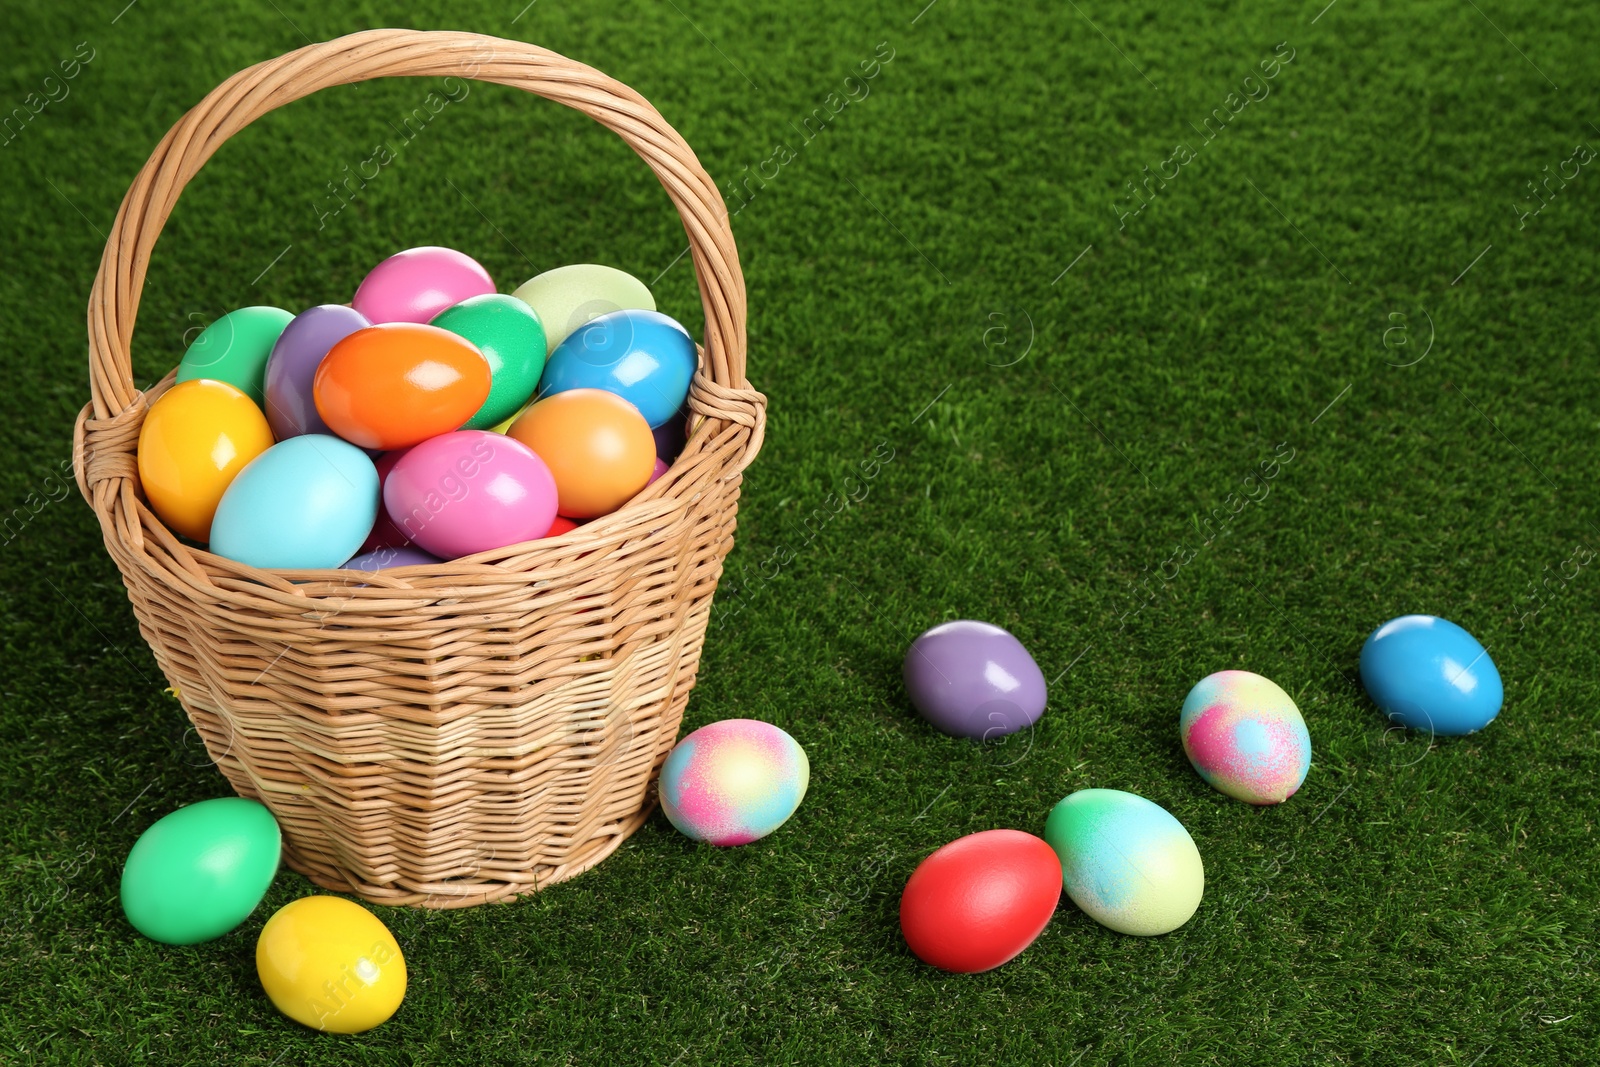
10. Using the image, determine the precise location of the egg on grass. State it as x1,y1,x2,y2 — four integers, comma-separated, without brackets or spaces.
1044,788,1204,936
120,797,281,945
658,719,808,845
1180,670,1311,805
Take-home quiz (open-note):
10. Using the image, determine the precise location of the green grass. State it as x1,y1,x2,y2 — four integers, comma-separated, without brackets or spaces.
3,0,1598,1062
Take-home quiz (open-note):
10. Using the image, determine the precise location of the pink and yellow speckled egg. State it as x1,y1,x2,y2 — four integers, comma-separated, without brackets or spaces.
658,719,809,846
1180,670,1311,805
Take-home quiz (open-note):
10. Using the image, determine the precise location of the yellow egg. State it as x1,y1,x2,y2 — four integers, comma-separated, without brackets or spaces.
136,379,274,541
487,397,532,435
255,896,406,1034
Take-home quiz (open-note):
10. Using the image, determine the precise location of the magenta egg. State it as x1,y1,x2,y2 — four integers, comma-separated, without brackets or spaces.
382,431,557,558
352,247,496,324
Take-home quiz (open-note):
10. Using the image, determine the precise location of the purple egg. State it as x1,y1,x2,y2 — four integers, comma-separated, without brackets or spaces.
343,544,443,572
903,621,1048,740
652,406,688,462
263,304,372,440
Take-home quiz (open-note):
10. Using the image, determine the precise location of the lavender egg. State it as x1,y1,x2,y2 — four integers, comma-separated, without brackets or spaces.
903,620,1047,740
344,545,443,572
263,304,371,440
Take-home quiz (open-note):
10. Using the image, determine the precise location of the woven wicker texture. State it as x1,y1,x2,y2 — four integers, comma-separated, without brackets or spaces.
71,29,766,907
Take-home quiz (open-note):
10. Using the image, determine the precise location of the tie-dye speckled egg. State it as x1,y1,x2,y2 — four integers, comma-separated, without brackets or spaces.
1044,788,1204,936
1179,670,1311,805
658,719,809,846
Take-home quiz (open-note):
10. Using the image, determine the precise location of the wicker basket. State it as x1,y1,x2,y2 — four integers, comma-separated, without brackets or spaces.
72,29,766,908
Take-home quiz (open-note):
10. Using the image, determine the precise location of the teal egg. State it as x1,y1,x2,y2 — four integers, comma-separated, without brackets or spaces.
120,797,282,945
429,294,548,430
176,306,295,406
210,435,378,568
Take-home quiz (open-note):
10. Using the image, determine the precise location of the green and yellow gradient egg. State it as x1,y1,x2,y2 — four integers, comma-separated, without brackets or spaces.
1044,788,1204,936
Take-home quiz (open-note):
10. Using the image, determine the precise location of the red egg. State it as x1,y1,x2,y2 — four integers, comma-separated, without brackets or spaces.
314,323,490,450
358,448,414,554
899,829,1062,973
543,515,580,538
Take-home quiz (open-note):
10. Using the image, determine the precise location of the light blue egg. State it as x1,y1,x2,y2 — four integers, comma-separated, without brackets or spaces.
1359,615,1502,736
537,309,696,427
210,435,378,568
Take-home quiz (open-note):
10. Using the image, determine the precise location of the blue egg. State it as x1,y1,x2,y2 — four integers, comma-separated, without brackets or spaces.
537,309,695,427
210,435,378,568
1359,615,1502,736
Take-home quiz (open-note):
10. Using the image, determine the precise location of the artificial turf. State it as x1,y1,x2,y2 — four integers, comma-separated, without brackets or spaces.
2,0,1598,1063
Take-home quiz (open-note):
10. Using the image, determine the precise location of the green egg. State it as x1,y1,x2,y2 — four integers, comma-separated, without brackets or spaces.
175,306,294,407
430,294,548,430
120,797,282,945
509,263,654,351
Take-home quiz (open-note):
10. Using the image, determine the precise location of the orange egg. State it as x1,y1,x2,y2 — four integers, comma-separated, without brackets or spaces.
508,389,654,518
313,323,490,450
136,379,274,541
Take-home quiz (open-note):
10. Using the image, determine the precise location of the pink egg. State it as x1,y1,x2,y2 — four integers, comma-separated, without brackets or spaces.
352,247,496,324
648,458,669,485
382,431,557,558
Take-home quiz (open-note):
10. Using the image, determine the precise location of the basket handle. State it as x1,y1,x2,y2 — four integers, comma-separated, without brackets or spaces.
84,28,762,464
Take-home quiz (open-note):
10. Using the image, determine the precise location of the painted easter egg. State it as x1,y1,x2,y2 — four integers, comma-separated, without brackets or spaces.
314,323,491,450
358,448,414,554
1359,615,1502,736
210,435,378,568
382,430,558,559
430,293,548,430
1044,788,1204,936
658,719,809,845
1179,670,1311,805
487,402,528,436
175,306,295,406
120,797,281,945
899,829,1062,973
509,263,655,351
137,379,275,541
351,246,494,324
652,406,688,462
543,516,580,538
903,620,1047,740
538,308,696,428
506,389,655,518
263,304,372,440
343,545,443,572
256,896,406,1033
